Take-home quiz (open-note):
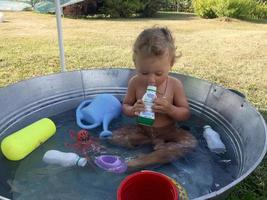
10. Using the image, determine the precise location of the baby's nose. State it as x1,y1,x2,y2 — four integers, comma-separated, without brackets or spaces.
148,74,156,85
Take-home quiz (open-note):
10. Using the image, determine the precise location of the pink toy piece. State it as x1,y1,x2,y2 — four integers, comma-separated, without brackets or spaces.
94,155,127,173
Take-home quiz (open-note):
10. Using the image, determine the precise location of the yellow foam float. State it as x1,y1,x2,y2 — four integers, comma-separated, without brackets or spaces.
1,118,56,161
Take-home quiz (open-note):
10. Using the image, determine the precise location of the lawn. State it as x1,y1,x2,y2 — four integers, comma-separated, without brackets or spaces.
0,11,267,199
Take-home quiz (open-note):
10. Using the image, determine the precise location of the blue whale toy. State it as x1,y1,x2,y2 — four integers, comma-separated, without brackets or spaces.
76,94,122,138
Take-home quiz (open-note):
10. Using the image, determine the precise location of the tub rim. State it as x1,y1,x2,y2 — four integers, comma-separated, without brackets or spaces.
0,67,266,200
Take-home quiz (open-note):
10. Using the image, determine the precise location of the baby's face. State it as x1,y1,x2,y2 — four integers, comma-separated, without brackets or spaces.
135,53,172,87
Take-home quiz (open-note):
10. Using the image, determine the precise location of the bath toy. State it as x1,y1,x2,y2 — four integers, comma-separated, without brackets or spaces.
76,94,122,138
1,118,56,161
94,155,127,173
65,129,104,156
43,150,87,167
203,125,226,154
117,170,178,200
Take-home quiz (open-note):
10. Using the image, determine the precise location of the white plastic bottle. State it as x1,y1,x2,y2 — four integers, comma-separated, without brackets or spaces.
42,150,87,167
137,85,157,126
203,125,226,154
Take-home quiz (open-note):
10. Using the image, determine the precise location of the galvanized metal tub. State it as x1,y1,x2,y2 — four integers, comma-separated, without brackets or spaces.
0,68,266,200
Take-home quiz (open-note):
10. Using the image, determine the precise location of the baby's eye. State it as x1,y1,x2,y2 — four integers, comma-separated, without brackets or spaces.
155,72,163,76
141,72,149,75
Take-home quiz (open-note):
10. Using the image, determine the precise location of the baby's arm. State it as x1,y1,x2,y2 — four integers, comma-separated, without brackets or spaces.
122,77,138,117
168,79,190,121
152,78,190,121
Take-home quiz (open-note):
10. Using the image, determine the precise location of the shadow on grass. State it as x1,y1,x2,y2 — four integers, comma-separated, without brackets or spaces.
69,11,197,22
242,17,267,24
66,11,267,25
153,11,197,20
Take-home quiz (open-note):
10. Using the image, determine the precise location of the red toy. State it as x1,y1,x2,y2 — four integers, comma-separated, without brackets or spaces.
65,129,104,156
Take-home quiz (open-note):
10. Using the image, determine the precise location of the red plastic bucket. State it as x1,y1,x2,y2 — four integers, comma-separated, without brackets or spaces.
117,171,178,200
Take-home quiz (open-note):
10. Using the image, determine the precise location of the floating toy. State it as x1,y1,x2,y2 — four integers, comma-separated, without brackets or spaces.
94,155,127,173
117,171,178,200
203,125,226,154
76,94,122,138
42,150,87,167
1,118,56,161
65,129,104,156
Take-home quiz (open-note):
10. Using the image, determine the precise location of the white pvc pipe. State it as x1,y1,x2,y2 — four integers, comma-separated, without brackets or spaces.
55,0,66,72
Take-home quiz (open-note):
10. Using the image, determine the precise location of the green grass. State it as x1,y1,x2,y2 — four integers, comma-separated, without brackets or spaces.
0,11,267,199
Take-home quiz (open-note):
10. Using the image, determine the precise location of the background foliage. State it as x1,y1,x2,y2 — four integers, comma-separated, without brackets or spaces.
193,0,267,19
100,0,164,17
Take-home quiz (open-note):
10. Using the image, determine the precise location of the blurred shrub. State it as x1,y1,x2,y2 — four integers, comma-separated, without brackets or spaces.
138,0,164,17
100,0,141,18
193,0,267,19
100,0,164,18
162,0,194,13
179,0,194,12
193,0,217,18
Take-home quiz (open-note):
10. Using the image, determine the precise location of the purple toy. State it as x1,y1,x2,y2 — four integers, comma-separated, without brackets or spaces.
94,155,127,173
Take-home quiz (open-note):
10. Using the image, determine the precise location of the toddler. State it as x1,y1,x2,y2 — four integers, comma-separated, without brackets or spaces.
110,27,197,170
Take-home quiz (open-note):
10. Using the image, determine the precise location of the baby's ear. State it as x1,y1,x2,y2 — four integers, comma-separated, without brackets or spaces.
133,57,137,66
170,57,175,67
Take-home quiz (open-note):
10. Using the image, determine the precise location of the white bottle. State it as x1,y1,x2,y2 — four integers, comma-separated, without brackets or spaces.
137,85,157,126
42,150,87,167
203,125,226,154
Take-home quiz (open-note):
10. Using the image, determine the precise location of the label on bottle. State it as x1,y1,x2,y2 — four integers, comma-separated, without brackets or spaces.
137,86,157,126
139,102,155,119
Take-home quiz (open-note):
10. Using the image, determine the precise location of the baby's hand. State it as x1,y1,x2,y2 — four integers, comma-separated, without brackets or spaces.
152,97,172,114
132,99,145,116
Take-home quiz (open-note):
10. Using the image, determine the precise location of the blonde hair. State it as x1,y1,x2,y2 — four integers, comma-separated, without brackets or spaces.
133,27,177,65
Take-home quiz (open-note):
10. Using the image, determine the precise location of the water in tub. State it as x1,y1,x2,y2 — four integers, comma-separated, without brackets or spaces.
0,109,238,200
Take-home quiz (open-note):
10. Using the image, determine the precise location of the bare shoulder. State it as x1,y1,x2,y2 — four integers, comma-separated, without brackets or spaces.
128,75,139,88
129,75,138,82
168,76,189,109
168,76,184,91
